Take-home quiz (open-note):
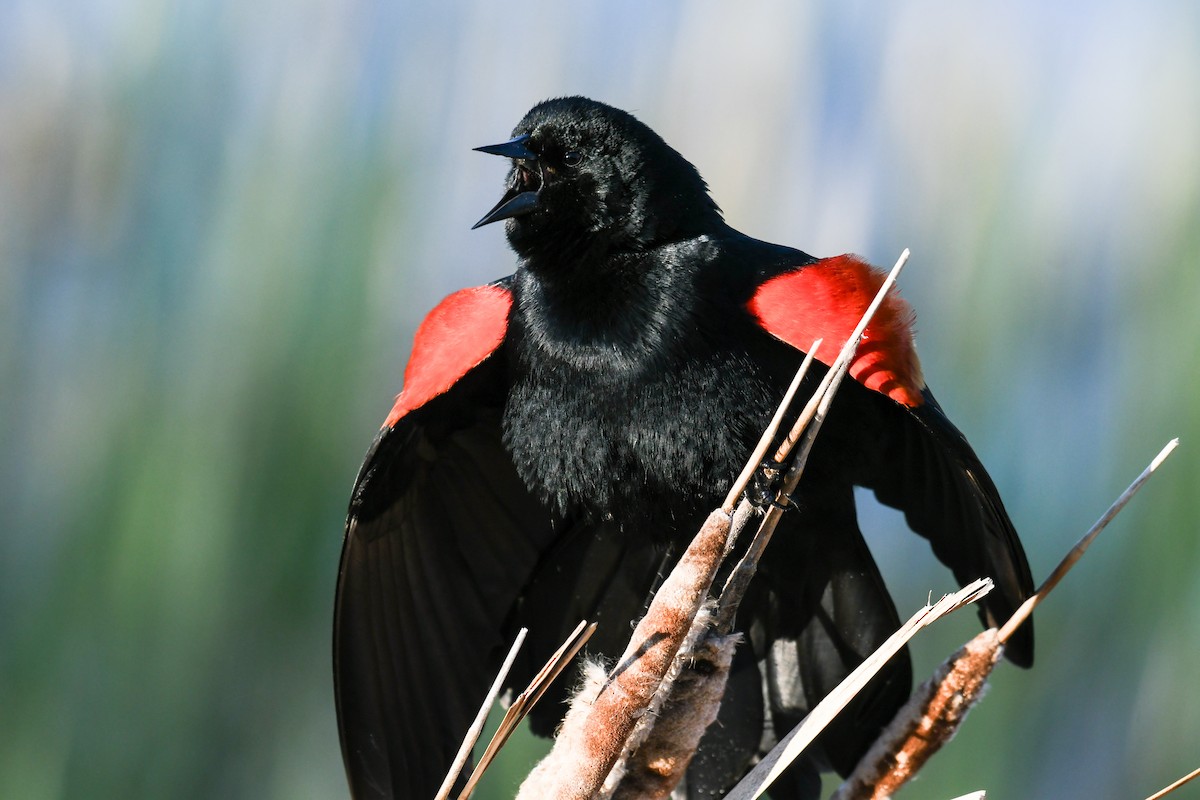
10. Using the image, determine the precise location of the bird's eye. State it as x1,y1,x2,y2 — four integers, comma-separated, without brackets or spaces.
562,150,583,167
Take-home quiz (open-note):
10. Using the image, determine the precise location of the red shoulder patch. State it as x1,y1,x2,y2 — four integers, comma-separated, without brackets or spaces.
384,284,512,427
747,254,925,407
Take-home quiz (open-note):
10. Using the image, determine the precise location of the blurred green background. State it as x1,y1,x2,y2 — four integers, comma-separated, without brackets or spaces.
2,1,1198,798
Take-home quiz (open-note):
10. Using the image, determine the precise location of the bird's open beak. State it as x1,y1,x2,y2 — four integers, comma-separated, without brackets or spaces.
472,134,541,229
474,133,537,161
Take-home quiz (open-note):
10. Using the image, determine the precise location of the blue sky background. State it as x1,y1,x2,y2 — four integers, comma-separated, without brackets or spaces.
2,1,1198,797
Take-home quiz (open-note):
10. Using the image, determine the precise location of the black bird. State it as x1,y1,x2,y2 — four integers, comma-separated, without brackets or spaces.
333,96,1034,800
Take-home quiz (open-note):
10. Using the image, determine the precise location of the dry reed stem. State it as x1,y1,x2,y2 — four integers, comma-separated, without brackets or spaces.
458,620,596,799
1144,765,1200,800
723,343,821,513
436,627,527,800
833,438,1180,800
714,353,854,633
723,579,994,800
998,438,1179,642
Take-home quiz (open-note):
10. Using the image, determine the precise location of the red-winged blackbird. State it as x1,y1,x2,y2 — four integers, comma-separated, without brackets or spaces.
334,96,1034,800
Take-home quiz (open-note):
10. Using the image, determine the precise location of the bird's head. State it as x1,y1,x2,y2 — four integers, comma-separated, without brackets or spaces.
473,97,723,264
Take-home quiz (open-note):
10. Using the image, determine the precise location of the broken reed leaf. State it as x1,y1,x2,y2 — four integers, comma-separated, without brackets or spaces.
1144,765,1200,800
457,621,595,800
714,348,856,633
998,438,1179,642
836,439,1181,800
724,579,993,800
435,627,527,800
722,341,821,513
525,621,598,713
776,345,853,503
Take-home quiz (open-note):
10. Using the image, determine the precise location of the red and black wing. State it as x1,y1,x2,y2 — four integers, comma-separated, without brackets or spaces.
333,283,556,798
871,386,1035,665
748,255,1035,666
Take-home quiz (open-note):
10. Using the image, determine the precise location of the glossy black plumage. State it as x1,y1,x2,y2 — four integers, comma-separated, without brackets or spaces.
334,96,1035,800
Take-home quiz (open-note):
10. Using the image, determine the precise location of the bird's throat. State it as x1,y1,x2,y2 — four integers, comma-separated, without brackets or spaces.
512,251,698,375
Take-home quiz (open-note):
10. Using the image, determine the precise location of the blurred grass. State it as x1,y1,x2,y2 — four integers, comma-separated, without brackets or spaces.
1,1,1197,798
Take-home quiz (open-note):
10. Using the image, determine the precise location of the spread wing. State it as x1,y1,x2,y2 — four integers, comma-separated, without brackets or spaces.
333,283,557,798
748,255,1035,665
870,389,1035,665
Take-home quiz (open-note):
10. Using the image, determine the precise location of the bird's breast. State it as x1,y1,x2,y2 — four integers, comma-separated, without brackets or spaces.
501,344,779,533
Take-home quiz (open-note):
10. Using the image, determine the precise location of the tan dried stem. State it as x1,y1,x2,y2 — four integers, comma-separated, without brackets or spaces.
435,627,527,800
1144,765,1200,800
834,439,1180,800
723,343,821,513
458,620,596,799
724,580,994,800
715,349,855,633
998,438,1179,642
